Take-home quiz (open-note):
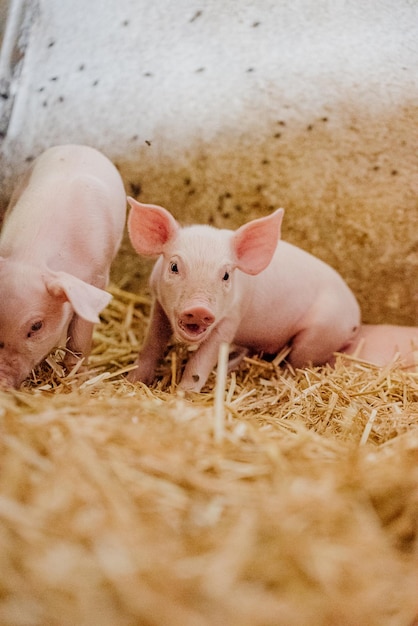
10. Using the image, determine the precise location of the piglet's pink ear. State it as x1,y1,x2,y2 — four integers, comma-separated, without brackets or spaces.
127,196,179,256
231,209,284,275
45,272,112,323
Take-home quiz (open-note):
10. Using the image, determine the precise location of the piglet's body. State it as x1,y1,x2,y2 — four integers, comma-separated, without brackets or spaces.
0,144,126,388
127,198,360,392
341,324,418,371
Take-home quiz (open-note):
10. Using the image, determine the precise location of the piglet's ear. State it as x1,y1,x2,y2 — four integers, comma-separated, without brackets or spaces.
45,272,112,323
232,209,284,275
127,196,179,256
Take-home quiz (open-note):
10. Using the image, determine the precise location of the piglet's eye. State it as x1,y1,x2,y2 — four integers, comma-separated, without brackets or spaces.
27,321,43,338
170,262,179,274
222,271,230,281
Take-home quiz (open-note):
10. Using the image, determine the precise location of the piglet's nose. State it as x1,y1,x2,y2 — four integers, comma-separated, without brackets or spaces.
180,306,215,327
0,374,16,389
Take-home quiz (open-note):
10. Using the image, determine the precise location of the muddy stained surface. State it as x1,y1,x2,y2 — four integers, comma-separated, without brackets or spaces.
111,104,418,327
0,2,416,328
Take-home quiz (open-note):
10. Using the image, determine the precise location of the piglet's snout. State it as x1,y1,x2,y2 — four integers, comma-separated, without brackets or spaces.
178,305,215,340
0,369,19,389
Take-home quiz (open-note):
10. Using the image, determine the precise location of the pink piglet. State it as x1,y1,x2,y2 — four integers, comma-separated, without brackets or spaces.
127,198,360,392
0,144,126,388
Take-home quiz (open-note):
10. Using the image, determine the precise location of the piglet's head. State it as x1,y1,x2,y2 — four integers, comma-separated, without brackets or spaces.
0,259,111,388
128,197,284,345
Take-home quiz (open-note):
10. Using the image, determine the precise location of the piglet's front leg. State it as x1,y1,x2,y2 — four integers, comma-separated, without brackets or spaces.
128,299,172,385
64,315,94,372
179,318,238,393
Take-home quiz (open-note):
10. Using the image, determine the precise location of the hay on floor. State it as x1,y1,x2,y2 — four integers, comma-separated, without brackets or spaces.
0,284,417,626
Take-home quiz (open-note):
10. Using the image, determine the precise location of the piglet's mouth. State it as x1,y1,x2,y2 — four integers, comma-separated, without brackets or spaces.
177,320,209,342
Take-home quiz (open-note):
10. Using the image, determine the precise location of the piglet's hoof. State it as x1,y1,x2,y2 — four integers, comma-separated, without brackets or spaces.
63,353,88,376
126,367,141,383
125,363,155,386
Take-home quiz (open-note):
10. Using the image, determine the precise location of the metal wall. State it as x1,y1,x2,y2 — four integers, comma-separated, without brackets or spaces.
0,0,417,324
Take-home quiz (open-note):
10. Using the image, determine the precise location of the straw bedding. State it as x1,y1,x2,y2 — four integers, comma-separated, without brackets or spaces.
0,285,417,626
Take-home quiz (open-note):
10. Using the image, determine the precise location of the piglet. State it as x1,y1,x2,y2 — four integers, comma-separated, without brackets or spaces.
341,324,418,371
0,144,126,388
127,198,361,392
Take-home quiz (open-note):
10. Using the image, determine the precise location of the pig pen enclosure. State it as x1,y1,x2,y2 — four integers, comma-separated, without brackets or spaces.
0,1,418,625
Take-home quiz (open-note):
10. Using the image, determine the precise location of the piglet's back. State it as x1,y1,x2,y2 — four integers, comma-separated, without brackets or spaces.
0,144,126,273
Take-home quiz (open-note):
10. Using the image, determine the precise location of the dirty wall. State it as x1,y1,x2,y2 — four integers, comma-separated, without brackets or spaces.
0,0,417,324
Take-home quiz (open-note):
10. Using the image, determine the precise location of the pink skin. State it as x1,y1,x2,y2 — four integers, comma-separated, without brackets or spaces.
127,197,361,392
341,324,418,371
0,144,126,388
